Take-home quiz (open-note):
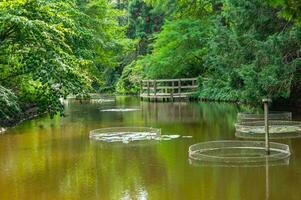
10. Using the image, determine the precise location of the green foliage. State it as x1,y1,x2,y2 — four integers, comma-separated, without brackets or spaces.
113,0,164,93
2,0,301,126
121,0,301,104
125,0,163,56
127,0,162,39
146,0,216,18
0,0,127,126
141,18,210,78
116,61,143,94
267,0,301,22
83,0,131,90
0,0,90,118
0,86,21,126
199,0,300,103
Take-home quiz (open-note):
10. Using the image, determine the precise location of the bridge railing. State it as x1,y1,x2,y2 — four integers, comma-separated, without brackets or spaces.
140,78,198,99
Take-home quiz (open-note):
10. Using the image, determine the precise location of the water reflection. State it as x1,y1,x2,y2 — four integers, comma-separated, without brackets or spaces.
0,96,300,200
140,101,237,124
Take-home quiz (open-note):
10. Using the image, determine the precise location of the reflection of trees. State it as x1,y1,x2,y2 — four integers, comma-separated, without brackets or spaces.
93,143,169,199
0,119,96,199
141,101,239,140
1,97,299,200
141,102,200,123
141,101,238,123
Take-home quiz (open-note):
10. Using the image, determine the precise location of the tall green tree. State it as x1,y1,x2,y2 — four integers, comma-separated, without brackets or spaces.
199,0,301,103
0,0,127,126
119,0,301,103
115,0,164,93
139,18,210,78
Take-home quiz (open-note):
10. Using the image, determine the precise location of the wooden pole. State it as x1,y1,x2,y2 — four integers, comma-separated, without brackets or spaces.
171,80,174,102
140,81,143,95
263,98,271,154
154,80,157,97
140,81,143,100
178,79,181,97
265,158,269,200
147,80,150,97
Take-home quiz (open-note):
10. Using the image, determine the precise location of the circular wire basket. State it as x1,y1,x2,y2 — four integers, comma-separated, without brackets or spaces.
235,120,301,139
89,127,161,144
189,141,290,164
189,157,290,168
237,112,292,123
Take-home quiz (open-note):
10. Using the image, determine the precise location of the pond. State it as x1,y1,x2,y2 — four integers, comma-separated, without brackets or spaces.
0,96,301,200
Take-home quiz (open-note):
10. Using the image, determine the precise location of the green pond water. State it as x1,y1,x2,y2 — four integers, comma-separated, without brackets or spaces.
1,96,301,200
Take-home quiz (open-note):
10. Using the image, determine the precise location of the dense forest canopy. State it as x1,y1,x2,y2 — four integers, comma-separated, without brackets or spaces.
0,0,127,126
117,0,301,103
1,0,301,126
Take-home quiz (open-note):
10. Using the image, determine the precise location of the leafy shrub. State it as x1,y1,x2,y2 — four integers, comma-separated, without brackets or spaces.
116,61,144,94
0,86,21,126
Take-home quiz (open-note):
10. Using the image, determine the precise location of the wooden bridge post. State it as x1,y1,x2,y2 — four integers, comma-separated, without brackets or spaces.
171,80,174,102
154,80,157,102
147,80,150,97
140,81,143,100
154,80,157,96
163,81,167,102
178,79,181,98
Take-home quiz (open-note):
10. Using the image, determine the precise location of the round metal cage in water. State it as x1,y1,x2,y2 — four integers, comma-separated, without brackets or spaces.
237,112,292,123
89,127,161,143
235,120,301,139
189,157,290,168
189,141,290,164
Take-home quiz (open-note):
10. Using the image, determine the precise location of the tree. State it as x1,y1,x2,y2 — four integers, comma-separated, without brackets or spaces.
0,0,126,126
139,18,210,78
199,0,301,103
267,0,301,22
119,0,301,103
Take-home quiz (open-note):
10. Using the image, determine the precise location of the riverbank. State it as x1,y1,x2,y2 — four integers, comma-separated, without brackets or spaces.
1,94,300,134
0,106,41,134
0,94,108,131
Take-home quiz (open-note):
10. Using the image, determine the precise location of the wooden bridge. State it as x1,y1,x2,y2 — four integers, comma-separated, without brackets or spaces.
140,78,198,101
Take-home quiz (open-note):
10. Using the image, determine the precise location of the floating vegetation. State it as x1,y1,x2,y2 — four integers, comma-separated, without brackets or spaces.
237,112,292,123
159,135,181,140
91,99,115,103
67,94,115,103
89,127,189,143
99,107,140,112
182,135,193,138
235,120,301,139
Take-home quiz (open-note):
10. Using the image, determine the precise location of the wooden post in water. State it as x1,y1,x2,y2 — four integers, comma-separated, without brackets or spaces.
263,98,271,154
265,158,270,200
